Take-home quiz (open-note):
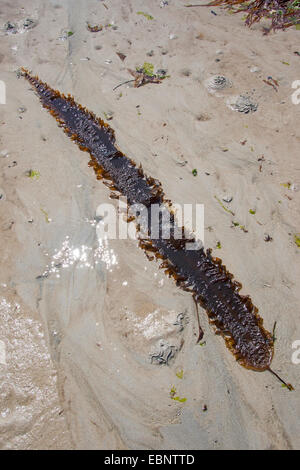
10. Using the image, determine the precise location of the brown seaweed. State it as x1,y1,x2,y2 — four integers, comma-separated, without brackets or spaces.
21,68,293,388
186,0,300,33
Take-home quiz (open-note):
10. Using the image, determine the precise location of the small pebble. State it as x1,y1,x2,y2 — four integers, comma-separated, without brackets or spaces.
264,234,273,242
0,150,9,158
222,196,233,203
0,189,6,201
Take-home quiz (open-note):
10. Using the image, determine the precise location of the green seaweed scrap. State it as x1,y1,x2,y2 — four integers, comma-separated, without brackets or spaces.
294,234,300,248
170,386,186,403
214,196,235,216
27,169,40,180
137,11,154,20
40,208,50,223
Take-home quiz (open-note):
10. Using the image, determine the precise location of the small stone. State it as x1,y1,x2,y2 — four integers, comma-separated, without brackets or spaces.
290,183,299,192
0,150,9,158
157,68,167,77
4,22,17,34
146,50,154,57
222,195,233,203
250,66,260,73
161,48,168,55
18,106,27,113
23,18,37,30
0,189,6,201
264,234,273,242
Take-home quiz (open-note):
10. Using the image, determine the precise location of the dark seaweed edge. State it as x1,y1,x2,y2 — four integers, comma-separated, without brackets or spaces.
21,67,284,380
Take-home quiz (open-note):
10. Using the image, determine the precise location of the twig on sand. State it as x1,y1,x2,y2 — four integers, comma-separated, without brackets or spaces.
113,79,135,91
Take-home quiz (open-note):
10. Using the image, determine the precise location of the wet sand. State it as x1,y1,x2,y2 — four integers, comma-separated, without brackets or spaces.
0,0,300,450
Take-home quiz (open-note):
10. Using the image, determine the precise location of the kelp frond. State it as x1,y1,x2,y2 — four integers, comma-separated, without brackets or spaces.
187,0,300,33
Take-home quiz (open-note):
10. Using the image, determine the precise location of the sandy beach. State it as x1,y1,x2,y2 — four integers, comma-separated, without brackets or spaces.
0,0,299,450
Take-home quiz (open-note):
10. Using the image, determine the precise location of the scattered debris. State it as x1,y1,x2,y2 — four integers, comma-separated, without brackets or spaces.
160,0,169,7
175,160,188,167
3,22,17,34
294,234,300,248
18,106,27,114
116,52,126,62
157,68,168,77
150,340,178,365
0,149,9,158
26,169,40,179
214,195,235,216
222,195,233,203
125,63,168,88
170,386,186,403
137,11,154,20
0,189,6,202
103,111,114,121
202,404,208,412
188,0,300,33
3,18,37,35
227,94,258,113
23,18,37,30
40,208,51,223
264,234,273,242
87,23,103,32
250,66,260,73
263,77,279,92
173,312,188,332
231,221,248,233
141,62,154,76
